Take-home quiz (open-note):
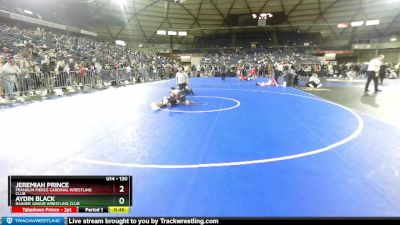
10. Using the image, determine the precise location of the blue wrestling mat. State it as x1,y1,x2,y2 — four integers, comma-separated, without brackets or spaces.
0,77,399,216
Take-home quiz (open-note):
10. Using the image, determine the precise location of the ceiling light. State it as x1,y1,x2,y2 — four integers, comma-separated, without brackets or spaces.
157,30,167,35
167,31,177,35
351,21,364,27
23,10,33,15
366,20,379,25
337,23,349,28
114,0,127,5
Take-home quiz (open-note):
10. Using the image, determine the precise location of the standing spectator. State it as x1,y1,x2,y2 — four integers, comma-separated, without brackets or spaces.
220,63,227,81
365,55,384,94
250,65,257,78
360,63,368,78
379,63,387,84
0,56,21,99
274,62,283,84
19,60,33,94
0,56,4,98
286,65,296,87
200,65,205,77
68,58,75,73
190,64,196,77
184,64,191,77
165,63,172,78
327,63,333,76
304,64,312,77
353,63,360,77
139,64,148,82
236,65,241,77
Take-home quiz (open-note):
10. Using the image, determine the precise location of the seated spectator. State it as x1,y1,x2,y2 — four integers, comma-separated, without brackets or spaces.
305,73,322,89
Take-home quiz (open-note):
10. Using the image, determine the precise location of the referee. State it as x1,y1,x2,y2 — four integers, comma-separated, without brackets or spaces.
365,55,384,94
176,67,188,90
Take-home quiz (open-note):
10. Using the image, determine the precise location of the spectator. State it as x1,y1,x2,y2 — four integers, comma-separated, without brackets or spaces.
379,63,387,84
0,56,21,99
305,73,322,89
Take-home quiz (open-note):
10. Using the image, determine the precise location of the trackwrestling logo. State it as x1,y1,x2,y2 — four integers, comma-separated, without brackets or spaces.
1,217,65,225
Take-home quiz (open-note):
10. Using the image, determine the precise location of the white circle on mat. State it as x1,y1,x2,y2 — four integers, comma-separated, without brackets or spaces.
159,96,240,113
73,89,364,169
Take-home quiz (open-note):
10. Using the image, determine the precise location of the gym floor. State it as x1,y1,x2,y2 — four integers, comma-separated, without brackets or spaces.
299,77,400,127
1,77,399,216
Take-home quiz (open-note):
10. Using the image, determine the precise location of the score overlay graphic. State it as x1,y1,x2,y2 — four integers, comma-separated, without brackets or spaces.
8,176,132,213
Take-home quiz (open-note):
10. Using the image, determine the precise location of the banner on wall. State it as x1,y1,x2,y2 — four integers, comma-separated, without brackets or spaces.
180,56,191,63
324,53,336,60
